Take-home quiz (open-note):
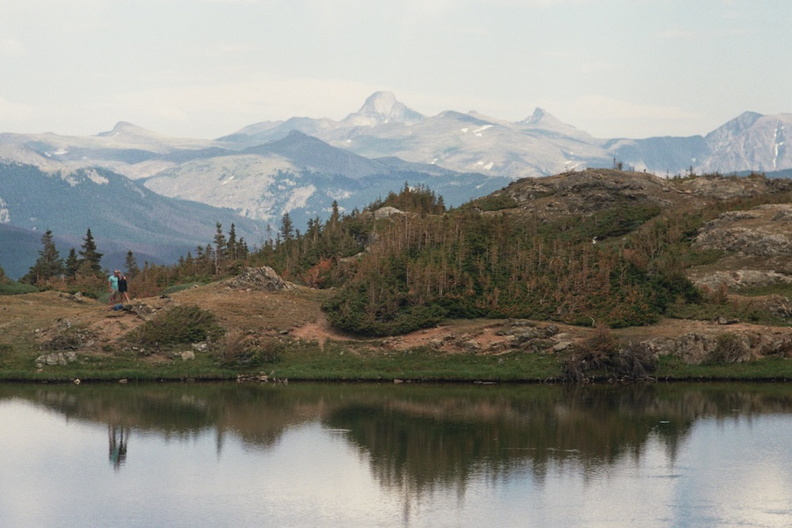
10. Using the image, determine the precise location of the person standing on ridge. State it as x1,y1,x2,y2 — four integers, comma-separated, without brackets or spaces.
118,273,130,303
108,269,120,306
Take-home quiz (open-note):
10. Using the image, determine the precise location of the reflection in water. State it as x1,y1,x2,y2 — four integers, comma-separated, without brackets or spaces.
3,383,792,480
108,425,129,470
1,382,791,526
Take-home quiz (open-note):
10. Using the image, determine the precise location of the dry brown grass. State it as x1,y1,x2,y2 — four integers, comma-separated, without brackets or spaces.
4,279,792,373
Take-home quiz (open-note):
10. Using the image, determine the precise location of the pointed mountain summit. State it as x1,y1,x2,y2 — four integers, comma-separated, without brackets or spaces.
707,111,764,139
92,121,217,154
342,91,424,127
97,121,157,138
520,108,557,127
701,111,792,173
517,108,592,140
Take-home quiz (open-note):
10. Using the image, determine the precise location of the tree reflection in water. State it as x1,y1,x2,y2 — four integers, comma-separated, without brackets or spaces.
2,382,792,496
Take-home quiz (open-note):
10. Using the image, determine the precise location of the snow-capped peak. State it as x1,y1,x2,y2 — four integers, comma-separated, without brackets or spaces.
342,92,424,127
517,107,591,140
360,91,400,116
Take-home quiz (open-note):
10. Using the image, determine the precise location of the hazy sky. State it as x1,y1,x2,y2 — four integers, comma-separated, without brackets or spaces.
1,0,790,139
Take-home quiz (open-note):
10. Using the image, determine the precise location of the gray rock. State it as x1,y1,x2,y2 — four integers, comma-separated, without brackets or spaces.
225,266,295,291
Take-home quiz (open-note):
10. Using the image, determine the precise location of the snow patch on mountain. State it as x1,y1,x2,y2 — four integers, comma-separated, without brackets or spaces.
0,196,9,223
283,185,316,213
143,154,305,222
84,168,109,185
773,121,786,170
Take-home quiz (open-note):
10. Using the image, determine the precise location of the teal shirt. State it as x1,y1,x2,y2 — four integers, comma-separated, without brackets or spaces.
109,275,119,291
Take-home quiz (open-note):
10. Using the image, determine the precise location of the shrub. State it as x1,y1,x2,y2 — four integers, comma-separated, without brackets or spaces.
125,304,225,348
563,326,657,381
42,322,95,351
563,325,617,381
611,342,658,379
0,281,38,295
214,330,283,367
707,334,751,364
467,193,519,212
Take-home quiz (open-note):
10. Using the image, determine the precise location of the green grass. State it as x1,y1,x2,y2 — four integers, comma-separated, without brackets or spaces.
0,282,38,295
3,335,792,383
738,283,792,298
161,282,211,295
655,355,792,380
665,298,791,326
264,341,570,382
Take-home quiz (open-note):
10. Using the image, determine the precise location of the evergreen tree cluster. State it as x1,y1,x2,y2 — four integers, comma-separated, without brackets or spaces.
321,207,688,335
12,179,759,339
21,228,104,286
235,182,705,335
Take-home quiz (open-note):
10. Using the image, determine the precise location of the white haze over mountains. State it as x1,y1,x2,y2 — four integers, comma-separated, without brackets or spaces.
2,0,790,142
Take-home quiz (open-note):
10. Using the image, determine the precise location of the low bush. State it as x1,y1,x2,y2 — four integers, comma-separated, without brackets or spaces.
125,304,225,348
214,330,283,367
563,325,616,381
44,323,95,351
0,281,38,295
563,326,657,381
611,342,658,379
706,333,751,364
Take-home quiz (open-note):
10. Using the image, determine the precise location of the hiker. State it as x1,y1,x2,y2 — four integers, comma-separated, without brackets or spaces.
108,270,120,305
118,274,130,303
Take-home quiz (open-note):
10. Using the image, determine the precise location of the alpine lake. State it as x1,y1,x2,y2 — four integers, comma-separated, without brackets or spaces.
1,381,791,528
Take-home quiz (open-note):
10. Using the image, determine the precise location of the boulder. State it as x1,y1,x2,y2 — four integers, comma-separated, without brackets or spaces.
225,267,295,291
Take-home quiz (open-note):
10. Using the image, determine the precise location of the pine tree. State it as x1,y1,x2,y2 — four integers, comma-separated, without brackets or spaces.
227,223,238,261
280,212,294,242
213,222,228,274
22,229,63,285
124,250,140,279
78,228,103,276
64,248,79,277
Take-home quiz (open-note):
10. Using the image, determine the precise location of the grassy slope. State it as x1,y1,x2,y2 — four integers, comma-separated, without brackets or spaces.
2,284,792,383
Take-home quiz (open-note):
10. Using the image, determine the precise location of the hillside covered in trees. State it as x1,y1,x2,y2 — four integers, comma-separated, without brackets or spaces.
8,170,792,340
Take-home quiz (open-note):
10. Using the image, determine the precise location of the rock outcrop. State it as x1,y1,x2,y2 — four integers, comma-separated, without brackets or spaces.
691,203,792,290
643,327,792,365
224,266,295,291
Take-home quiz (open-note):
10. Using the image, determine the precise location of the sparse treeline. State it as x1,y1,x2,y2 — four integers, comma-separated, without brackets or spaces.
12,182,705,331
16,178,776,336
244,183,705,335
246,185,445,286
322,202,704,335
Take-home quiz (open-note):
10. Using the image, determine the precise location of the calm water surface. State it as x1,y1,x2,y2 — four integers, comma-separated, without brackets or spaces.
1,382,791,527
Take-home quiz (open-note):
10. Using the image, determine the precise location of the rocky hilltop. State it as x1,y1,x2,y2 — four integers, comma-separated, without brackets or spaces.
494,170,792,216
489,170,792,293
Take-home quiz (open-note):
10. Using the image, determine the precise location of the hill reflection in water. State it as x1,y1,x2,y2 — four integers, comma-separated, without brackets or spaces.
3,381,791,485
2,382,792,527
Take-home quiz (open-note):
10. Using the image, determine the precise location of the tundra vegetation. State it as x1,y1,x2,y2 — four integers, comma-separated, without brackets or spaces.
3,171,792,382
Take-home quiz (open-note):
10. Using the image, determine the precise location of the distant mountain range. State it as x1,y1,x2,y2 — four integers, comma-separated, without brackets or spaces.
0,91,789,278
219,92,792,178
0,162,267,279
